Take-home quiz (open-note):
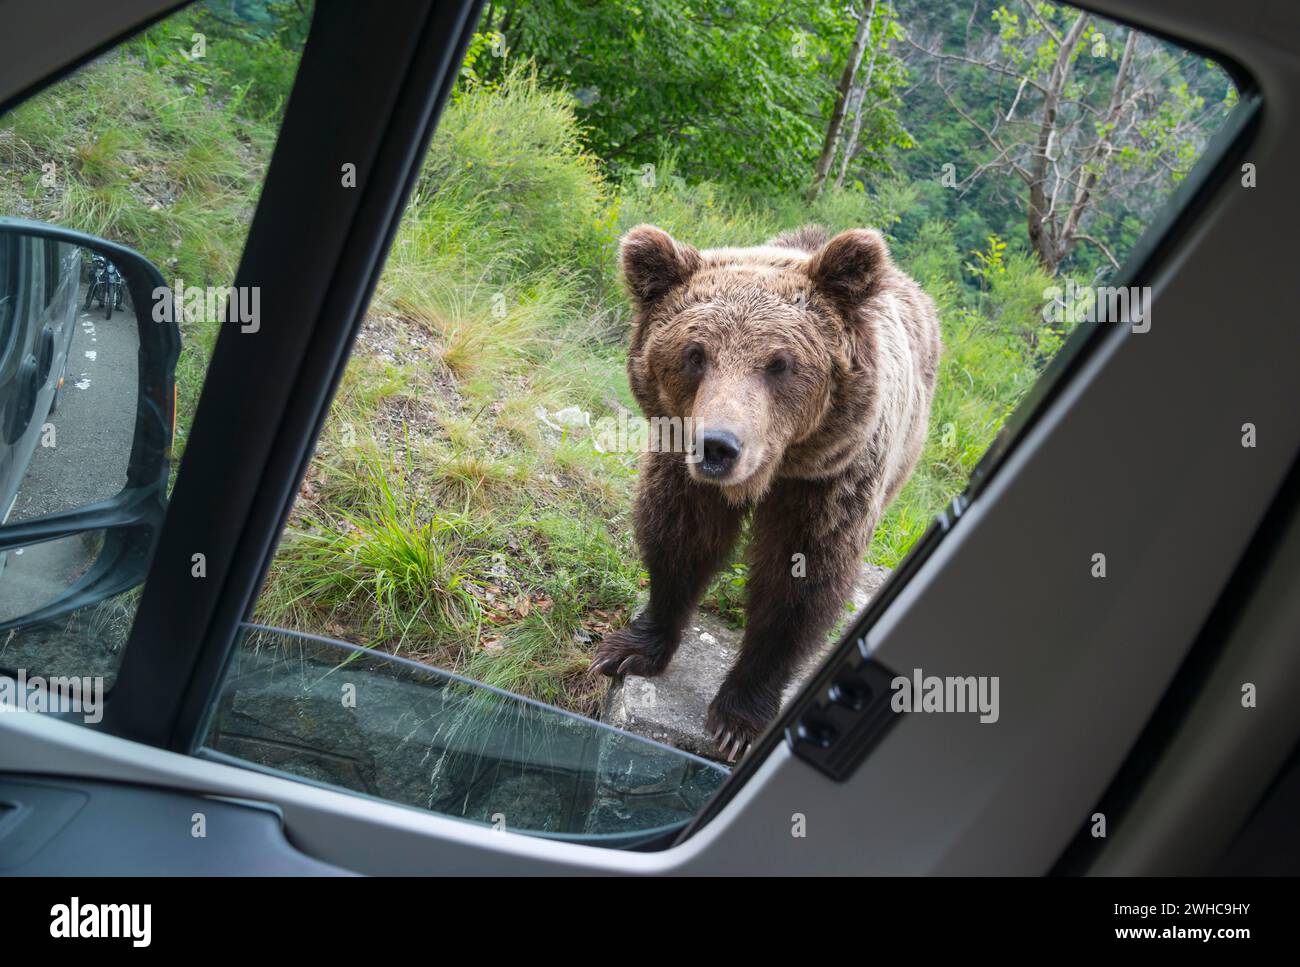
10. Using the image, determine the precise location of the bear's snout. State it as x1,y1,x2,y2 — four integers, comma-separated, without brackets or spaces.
687,373,772,493
698,429,742,479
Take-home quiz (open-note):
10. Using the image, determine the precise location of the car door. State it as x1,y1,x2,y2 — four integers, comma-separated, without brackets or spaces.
0,236,65,530
0,0,1298,876
0,233,31,525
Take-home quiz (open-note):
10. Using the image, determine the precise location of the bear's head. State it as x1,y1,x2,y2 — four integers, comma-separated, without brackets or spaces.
620,223,889,504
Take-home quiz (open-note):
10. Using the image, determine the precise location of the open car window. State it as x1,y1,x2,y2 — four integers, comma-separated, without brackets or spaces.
0,0,1256,852
225,1,1247,842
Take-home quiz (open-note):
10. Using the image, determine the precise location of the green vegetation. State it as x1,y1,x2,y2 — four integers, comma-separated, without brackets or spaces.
0,0,1235,713
478,0,911,194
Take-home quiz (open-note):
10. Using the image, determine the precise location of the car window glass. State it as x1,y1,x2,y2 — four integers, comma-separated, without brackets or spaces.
0,0,1251,849
203,624,726,845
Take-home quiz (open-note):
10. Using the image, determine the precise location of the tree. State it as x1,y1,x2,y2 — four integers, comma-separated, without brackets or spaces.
809,0,878,201
482,1,911,196
485,1,849,193
907,0,1228,274
835,2,907,189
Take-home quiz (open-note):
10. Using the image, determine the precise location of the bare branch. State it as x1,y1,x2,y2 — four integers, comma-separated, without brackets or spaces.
901,33,1049,95
1074,233,1121,270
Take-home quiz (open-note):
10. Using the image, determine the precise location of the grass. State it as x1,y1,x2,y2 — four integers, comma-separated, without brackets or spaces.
265,448,487,646
1,29,1076,714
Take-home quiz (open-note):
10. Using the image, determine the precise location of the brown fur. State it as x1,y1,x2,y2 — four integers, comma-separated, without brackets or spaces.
591,223,941,760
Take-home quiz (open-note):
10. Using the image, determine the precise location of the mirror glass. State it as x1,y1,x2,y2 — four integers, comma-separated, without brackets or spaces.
0,527,136,683
0,529,105,624
0,234,139,526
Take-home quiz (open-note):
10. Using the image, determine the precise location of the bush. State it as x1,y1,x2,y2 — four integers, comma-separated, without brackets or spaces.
416,66,613,277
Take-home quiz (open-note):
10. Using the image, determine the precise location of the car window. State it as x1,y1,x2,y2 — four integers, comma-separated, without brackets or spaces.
42,241,57,308
205,0,1244,842
0,1,313,680
204,625,726,845
0,0,1251,848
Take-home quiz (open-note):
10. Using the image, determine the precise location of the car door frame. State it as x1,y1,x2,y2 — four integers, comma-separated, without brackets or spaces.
2,0,1298,875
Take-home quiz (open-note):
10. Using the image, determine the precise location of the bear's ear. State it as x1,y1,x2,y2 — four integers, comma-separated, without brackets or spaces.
807,228,890,314
620,224,701,309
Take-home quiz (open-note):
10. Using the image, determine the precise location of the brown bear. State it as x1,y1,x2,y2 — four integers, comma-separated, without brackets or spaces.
590,223,941,761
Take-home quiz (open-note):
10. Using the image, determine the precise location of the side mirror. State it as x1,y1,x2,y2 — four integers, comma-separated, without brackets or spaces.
0,219,179,630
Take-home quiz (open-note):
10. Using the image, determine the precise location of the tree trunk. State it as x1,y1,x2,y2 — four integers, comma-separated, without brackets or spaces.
1057,29,1138,266
807,0,877,202
835,3,886,190
1026,12,1089,273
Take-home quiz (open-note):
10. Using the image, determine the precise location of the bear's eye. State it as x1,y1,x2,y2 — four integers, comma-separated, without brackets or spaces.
766,354,791,376
686,346,706,370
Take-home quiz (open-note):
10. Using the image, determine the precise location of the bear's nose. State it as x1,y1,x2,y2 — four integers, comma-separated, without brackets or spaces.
699,430,742,478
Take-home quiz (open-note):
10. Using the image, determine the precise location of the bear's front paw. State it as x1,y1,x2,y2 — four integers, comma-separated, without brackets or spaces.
589,614,677,678
706,685,778,763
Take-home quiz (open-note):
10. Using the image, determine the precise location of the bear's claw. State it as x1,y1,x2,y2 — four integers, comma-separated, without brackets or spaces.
712,730,749,763
706,689,774,763
587,616,675,679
